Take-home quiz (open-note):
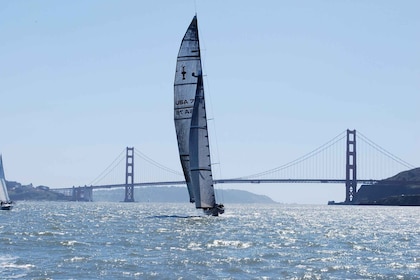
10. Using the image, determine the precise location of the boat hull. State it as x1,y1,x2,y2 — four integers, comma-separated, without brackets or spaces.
203,204,225,216
1,204,13,210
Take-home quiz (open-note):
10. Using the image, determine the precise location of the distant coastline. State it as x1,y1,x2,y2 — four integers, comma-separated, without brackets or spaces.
93,187,277,204
7,181,70,201
7,167,420,205
6,181,276,204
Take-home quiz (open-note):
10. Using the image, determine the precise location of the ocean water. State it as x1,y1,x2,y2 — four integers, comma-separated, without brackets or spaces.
0,202,418,279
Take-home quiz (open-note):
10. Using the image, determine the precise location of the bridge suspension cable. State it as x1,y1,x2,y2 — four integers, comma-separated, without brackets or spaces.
85,130,415,188
88,148,126,186
235,129,415,182
86,147,185,187
133,148,183,176
357,132,414,169
237,130,347,179
356,131,415,180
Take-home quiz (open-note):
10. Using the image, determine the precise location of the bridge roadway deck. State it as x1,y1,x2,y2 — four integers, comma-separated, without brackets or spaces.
52,178,384,192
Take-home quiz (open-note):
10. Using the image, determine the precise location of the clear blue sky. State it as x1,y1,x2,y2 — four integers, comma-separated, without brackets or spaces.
1,1,419,204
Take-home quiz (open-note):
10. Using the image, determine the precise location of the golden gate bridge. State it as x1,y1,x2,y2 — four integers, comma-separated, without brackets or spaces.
51,129,417,204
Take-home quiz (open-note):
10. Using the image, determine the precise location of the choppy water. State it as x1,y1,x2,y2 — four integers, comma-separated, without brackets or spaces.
0,202,419,279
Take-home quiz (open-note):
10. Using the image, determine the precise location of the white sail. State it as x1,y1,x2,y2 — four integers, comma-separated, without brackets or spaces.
0,178,10,202
189,74,216,209
0,155,5,180
0,156,11,202
174,16,202,203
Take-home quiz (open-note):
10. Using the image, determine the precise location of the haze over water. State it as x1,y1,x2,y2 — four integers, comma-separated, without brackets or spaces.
1,202,418,279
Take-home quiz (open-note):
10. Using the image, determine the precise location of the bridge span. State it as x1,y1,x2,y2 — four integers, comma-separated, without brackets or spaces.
50,130,417,203
53,178,420,202
53,179,380,202
61,178,381,191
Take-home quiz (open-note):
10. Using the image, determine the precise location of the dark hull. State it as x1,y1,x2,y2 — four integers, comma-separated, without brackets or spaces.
203,204,225,216
1,205,12,210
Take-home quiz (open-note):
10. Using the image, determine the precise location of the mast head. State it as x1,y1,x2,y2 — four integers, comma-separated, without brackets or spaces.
190,15,198,28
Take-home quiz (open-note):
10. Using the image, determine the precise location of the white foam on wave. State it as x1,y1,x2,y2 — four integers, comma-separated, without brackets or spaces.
65,256,88,262
60,240,90,247
37,231,65,236
207,239,252,249
187,242,203,250
0,255,34,279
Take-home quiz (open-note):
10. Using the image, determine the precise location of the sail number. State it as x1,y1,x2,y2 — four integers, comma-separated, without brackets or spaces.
175,99,195,106
175,108,193,117
175,99,194,117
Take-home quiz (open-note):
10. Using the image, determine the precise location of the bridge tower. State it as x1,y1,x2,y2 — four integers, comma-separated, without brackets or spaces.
124,147,135,202
345,129,357,203
72,186,93,201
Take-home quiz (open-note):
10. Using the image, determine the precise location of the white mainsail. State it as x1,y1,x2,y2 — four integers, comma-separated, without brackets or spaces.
0,155,11,203
0,178,10,202
174,16,224,215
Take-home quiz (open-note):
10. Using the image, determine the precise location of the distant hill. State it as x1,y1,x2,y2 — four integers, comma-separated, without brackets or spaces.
353,168,420,205
93,186,276,204
7,181,70,201
383,167,420,181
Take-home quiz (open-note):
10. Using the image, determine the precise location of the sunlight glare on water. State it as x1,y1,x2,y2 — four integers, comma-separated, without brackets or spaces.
0,202,418,279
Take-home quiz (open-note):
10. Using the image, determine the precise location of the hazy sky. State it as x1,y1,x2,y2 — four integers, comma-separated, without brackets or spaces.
1,1,419,204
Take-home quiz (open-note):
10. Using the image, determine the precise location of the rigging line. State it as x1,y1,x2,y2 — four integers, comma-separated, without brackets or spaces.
88,148,126,186
200,37,225,202
237,130,347,179
194,0,198,15
202,75,225,203
210,119,225,202
194,13,224,197
204,76,223,181
133,148,183,176
357,131,415,168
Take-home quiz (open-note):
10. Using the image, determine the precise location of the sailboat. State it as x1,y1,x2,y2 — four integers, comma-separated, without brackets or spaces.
174,16,224,216
0,155,13,210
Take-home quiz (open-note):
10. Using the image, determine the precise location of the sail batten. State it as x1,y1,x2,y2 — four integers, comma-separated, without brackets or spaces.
174,16,224,215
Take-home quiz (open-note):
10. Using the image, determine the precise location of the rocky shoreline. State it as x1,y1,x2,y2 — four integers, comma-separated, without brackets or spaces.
330,168,420,206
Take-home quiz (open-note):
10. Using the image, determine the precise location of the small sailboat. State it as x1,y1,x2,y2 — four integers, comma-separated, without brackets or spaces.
0,156,13,210
174,16,224,216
